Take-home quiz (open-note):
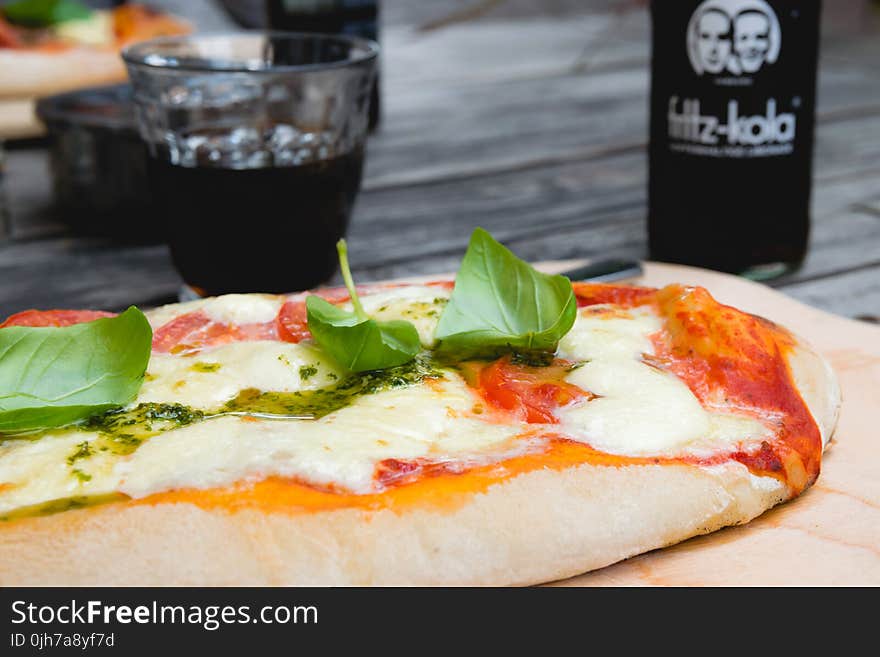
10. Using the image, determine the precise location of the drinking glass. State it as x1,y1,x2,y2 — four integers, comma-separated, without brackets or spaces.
123,32,378,296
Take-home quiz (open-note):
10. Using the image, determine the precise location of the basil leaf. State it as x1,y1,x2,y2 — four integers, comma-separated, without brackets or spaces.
0,307,152,434
306,240,421,373
435,228,577,354
2,0,92,27
306,297,421,372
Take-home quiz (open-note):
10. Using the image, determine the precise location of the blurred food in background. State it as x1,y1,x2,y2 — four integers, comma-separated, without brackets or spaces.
0,1,190,139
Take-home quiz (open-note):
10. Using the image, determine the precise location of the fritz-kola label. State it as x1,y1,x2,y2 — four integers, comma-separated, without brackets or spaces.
667,98,795,155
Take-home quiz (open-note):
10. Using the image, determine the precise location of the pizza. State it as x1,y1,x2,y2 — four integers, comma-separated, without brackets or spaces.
0,233,839,586
0,2,189,98
0,2,190,100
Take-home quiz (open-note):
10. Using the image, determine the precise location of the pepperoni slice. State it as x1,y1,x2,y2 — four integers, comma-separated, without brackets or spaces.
0,309,116,329
151,311,279,354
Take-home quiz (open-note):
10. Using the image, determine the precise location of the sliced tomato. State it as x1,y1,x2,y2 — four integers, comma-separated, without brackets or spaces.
0,309,115,329
276,288,352,344
151,311,278,354
276,300,311,344
474,356,591,424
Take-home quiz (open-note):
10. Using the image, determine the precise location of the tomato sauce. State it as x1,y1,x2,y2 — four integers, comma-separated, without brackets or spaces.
648,284,821,492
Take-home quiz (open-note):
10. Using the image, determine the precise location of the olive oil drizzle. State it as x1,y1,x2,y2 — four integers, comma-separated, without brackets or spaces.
222,353,443,420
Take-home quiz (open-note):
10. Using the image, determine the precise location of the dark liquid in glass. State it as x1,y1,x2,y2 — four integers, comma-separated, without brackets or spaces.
148,149,365,296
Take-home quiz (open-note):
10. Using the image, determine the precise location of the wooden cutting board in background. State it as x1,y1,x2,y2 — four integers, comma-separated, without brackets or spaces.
532,261,880,586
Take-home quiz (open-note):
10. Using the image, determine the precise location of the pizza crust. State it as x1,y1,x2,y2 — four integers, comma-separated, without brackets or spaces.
0,332,839,586
0,49,127,100
0,461,789,586
787,339,841,448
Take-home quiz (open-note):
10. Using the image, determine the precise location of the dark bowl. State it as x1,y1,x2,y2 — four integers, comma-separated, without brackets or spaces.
35,84,159,243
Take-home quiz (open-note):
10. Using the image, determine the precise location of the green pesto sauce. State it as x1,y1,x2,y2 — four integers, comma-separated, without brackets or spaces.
224,353,443,420
0,493,126,522
66,440,93,465
82,403,205,455
191,361,222,373
398,301,441,319
71,468,92,483
298,364,319,380
509,350,557,368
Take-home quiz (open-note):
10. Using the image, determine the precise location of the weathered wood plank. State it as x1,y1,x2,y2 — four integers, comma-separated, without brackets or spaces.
3,147,878,319
0,239,180,313
382,0,624,31
781,264,880,318
371,58,880,188
384,2,880,87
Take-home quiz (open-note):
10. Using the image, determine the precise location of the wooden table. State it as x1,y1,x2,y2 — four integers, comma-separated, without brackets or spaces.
2,1,879,320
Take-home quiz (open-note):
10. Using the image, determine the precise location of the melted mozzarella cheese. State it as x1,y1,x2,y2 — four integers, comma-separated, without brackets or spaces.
556,306,771,456
140,341,342,408
557,305,661,361
0,432,121,515
121,375,522,497
146,294,283,330
0,373,527,513
344,285,450,347
200,294,283,325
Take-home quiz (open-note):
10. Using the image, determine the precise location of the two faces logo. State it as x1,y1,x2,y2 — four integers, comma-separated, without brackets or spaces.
687,0,781,76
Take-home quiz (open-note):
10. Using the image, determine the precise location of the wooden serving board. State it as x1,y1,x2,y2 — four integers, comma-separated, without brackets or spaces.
527,261,879,586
